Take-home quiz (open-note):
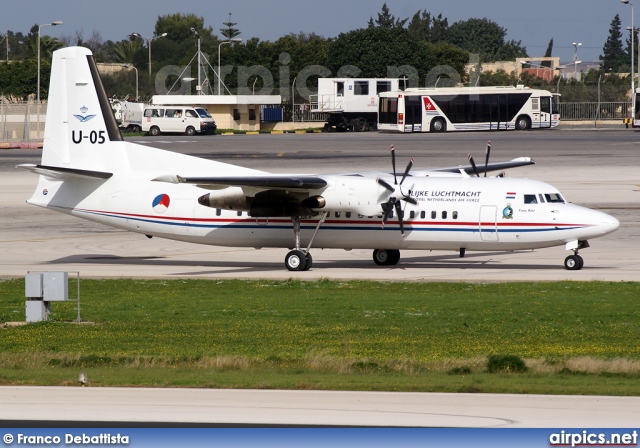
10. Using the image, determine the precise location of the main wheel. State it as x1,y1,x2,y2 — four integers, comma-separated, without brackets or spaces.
303,252,313,271
515,115,531,130
373,249,401,266
149,126,161,136
285,250,307,271
564,254,584,271
430,118,446,133
185,126,196,136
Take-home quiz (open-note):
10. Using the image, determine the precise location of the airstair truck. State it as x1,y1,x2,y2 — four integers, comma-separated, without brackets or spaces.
310,78,403,131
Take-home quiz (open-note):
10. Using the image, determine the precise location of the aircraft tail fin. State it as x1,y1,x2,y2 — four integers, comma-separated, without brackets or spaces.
41,46,123,170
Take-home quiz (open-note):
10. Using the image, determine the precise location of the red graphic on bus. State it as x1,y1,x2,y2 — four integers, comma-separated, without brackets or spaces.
423,97,435,111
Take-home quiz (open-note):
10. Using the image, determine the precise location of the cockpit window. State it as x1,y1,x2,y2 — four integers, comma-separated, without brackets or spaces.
544,193,565,203
524,194,538,204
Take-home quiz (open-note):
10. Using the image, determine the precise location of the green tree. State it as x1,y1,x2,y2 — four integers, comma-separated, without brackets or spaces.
220,13,241,39
600,14,627,71
328,26,468,85
541,37,553,68
109,38,143,64
447,18,527,62
407,10,448,43
367,3,408,29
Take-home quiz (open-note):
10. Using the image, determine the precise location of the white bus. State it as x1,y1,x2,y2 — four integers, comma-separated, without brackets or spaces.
378,86,559,133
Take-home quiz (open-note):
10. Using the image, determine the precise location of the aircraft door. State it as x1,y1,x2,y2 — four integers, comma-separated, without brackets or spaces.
479,206,499,241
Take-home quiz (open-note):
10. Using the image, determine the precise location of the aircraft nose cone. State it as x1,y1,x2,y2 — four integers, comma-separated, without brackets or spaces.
602,215,620,233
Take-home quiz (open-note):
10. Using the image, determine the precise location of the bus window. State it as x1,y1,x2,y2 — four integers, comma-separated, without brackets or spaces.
354,80,369,95
377,81,391,94
378,98,398,124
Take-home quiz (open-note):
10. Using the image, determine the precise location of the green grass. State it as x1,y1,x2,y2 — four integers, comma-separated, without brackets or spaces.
1,279,639,394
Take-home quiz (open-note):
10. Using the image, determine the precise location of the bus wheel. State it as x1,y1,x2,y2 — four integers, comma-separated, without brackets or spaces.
430,118,446,133
149,126,161,136
516,115,531,130
356,118,369,132
185,126,196,136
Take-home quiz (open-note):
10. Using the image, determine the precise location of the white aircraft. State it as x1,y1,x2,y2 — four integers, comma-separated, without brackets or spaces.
19,47,620,272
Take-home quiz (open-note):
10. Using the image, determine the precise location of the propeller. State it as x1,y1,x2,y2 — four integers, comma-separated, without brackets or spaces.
484,141,491,177
376,145,417,238
468,141,492,177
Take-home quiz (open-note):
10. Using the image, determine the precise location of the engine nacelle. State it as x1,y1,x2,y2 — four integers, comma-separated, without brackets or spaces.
198,187,250,211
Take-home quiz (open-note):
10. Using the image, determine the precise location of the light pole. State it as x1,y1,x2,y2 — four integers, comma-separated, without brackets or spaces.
132,32,167,81
191,28,203,95
121,64,138,99
218,37,242,95
622,0,634,94
37,21,63,104
572,42,582,80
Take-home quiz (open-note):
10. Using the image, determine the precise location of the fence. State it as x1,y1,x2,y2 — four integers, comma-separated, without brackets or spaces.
558,102,630,121
1,100,632,143
0,100,46,142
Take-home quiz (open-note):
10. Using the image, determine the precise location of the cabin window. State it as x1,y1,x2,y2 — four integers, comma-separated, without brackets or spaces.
544,193,565,203
354,80,369,95
346,212,351,218
431,211,437,219
334,212,341,218
237,211,242,216
420,211,426,219
216,209,221,216
409,211,415,219
453,211,458,219
442,211,447,219
358,214,364,218
524,194,538,204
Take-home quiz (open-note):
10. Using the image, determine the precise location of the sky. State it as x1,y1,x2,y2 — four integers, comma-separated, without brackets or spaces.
0,0,632,64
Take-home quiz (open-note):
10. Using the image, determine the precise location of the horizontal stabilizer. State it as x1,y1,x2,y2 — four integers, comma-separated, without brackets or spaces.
17,164,113,180
155,175,328,191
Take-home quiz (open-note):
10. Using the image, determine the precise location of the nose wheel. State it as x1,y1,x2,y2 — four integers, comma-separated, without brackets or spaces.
564,253,584,270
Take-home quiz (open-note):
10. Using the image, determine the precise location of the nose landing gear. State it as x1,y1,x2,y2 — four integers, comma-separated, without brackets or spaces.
564,252,584,270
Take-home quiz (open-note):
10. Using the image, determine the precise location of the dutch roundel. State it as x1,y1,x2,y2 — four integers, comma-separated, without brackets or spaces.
152,194,170,213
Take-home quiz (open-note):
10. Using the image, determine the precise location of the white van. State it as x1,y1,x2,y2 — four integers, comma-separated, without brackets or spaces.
142,106,217,136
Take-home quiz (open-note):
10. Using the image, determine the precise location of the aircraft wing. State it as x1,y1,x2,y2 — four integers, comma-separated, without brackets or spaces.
153,174,328,191
419,157,535,176
16,164,113,180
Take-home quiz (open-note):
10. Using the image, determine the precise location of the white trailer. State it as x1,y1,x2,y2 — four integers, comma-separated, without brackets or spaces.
310,78,403,131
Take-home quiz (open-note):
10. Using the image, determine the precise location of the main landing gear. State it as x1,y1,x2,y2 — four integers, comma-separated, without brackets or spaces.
285,213,326,271
372,249,401,266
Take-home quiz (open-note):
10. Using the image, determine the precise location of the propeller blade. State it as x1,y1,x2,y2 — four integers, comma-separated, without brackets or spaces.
468,154,480,177
484,141,491,177
390,145,397,184
394,200,405,237
377,178,395,193
402,195,418,205
399,158,414,186
381,198,395,227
